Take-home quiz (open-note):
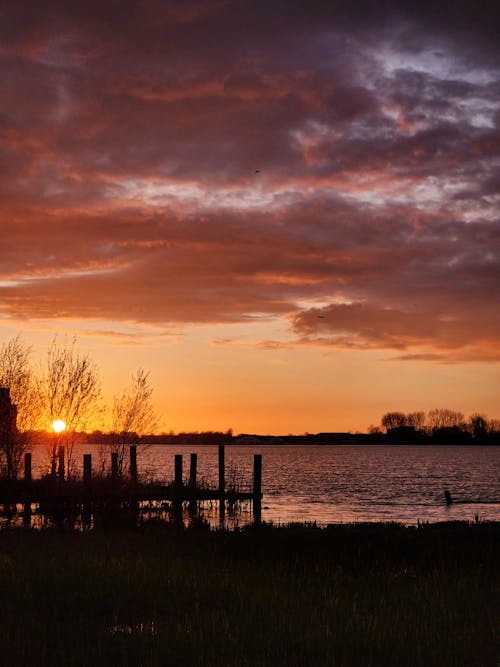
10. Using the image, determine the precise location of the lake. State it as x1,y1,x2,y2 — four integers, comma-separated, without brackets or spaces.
29,443,500,526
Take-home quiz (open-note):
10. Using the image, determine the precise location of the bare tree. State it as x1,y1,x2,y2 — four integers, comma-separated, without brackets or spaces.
381,412,407,431
105,369,158,476
406,411,426,431
39,338,101,477
427,408,465,430
0,335,41,478
468,413,489,439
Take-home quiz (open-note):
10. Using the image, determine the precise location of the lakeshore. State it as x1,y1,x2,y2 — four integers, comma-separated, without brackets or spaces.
0,521,497,666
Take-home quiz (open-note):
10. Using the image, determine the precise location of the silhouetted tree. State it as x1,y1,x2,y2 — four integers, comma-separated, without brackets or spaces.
381,412,407,431
0,335,41,478
427,408,465,430
105,369,158,475
468,413,489,440
39,338,101,477
406,411,426,430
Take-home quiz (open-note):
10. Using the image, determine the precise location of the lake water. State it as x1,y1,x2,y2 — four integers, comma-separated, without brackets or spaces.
29,443,500,526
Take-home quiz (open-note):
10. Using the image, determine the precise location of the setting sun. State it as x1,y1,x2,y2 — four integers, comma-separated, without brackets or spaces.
52,419,66,433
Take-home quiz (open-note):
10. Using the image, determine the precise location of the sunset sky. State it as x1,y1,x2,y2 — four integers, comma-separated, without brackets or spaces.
1,1,499,434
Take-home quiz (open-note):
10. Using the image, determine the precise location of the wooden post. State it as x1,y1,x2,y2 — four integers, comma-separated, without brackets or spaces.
83,454,92,490
83,454,92,529
24,452,32,482
23,452,32,526
218,445,225,494
51,449,57,477
111,452,118,479
189,453,197,488
58,446,65,482
218,445,225,522
129,445,137,482
253,454,262,523
174,454,183,488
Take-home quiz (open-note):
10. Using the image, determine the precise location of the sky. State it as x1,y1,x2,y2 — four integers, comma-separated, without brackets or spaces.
1,0,499,434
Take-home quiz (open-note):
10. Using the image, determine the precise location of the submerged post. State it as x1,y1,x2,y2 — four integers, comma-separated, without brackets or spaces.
129,445,137,482
189,453,197,488
174,454,183,488
253,454,262,523
24,452,32,482
57,446,65,482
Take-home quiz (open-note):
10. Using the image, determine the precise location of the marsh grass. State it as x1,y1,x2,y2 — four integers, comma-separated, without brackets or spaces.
0,522,497,666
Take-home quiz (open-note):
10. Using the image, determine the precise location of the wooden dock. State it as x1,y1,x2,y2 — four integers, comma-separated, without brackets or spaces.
0,445,263,527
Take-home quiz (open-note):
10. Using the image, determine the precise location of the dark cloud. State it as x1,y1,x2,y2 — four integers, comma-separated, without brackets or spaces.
1,1,499,361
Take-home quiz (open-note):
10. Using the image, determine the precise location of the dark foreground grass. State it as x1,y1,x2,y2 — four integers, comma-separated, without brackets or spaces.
0,521,497,666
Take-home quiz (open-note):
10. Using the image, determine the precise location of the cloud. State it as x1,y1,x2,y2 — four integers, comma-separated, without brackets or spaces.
0,1,499,361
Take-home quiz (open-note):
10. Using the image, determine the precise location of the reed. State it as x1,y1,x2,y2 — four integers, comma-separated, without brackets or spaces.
0,521,496,666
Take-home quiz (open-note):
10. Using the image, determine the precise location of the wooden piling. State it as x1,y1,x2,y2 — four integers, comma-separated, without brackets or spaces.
130,445,137,482
218,445,225,521
111,452,118,479
51,450,57,477
174,454,183,488
189,453,197,488
253,454,262,522
23,452,32,525
24,452,32,482
218,445,225,494
83,454,92,490
83,454,92,528
57,446,65,482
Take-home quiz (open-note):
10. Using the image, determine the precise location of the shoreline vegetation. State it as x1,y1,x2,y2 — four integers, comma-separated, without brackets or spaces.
26,428,500,447
0,520,497,666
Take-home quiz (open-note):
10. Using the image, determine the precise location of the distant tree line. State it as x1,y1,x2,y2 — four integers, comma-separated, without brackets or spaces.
369,408,500,444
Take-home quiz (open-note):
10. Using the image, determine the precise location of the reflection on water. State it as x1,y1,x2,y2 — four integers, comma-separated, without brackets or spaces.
13,443,500,526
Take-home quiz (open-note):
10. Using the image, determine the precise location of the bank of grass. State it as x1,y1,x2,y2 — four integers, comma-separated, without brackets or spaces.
0,521,497,666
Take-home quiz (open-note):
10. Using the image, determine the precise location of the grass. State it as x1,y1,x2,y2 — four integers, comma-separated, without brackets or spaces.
0,521,497,666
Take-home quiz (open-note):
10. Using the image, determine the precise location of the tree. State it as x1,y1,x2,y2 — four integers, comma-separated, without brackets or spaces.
107,369,158,475
406,412,426,431
0,335,41,478
381,412,407,431
468,413,488,440
39,338,101,477
427,408,465,430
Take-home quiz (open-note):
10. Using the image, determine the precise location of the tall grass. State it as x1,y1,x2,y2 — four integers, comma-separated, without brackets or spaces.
0,522,497,666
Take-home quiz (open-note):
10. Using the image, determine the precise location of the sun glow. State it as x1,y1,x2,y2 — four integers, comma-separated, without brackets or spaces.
52,419,66,433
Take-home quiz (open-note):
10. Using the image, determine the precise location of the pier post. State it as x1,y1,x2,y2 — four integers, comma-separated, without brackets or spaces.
23,452,32,526
57,446,65,482
24,453,32,482
129,445,137,482
189,453,197,488
253,454,262,523
83,454,92,490
111,452,118,479
218,445,225,522
218,445,225,494
83,454,92,529
174,454,183,488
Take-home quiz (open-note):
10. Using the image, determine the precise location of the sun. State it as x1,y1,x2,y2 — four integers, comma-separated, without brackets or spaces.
52,419,66,433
